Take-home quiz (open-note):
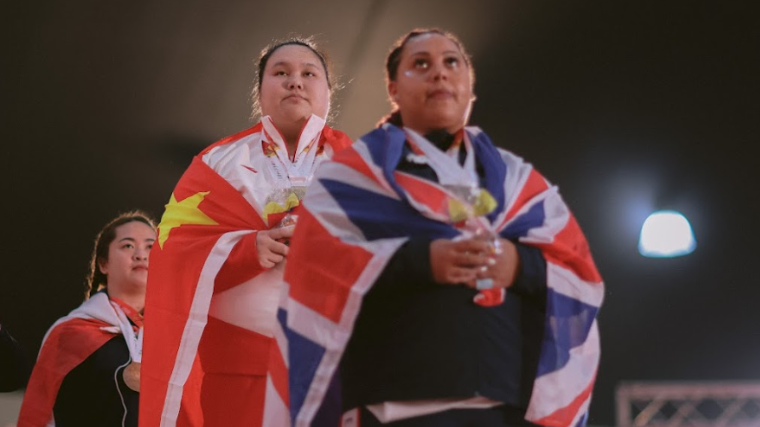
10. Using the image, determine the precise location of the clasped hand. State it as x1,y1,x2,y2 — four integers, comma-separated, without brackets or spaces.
430,235,519,289
256,226,295,268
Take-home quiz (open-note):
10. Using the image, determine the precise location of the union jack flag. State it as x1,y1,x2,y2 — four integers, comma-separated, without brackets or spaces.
278,123,604,427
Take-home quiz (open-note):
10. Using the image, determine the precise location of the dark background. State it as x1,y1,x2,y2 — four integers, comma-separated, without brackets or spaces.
2,1,758,425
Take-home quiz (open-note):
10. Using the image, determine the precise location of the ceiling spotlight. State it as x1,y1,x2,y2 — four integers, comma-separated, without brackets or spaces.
638,210,696,258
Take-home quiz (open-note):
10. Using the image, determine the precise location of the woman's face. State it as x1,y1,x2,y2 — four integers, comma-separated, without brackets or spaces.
259,44,330,127
389,33,473,134
98,221,156,292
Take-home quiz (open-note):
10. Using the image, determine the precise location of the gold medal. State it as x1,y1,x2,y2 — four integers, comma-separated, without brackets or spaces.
123,361,141,392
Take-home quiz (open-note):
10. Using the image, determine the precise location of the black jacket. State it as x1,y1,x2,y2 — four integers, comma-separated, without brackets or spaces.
340,133,548,411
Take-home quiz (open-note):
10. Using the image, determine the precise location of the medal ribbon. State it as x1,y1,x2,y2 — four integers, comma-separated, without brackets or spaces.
260,115,326,221
260,114,325,189
404,128,496,224
404,127,476,188
111,301,143,363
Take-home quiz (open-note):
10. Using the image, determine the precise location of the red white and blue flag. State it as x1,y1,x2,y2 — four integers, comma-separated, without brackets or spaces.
279,124,604,427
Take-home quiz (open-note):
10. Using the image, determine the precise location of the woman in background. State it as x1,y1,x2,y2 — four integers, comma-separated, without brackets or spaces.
282,28,604,427
140,36,351,427
18,211,156,427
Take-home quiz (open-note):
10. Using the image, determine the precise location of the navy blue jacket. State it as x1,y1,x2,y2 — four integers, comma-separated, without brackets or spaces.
340,132,548,412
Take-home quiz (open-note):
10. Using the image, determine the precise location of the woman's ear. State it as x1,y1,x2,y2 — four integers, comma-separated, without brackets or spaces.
388,81,398,103
98,258,108,275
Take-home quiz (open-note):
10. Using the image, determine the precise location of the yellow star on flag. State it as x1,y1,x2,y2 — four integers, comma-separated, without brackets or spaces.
157,191,218,248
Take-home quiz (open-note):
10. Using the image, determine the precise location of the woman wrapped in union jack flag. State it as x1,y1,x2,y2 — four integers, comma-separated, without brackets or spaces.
281,28,605,427
138,37,352,427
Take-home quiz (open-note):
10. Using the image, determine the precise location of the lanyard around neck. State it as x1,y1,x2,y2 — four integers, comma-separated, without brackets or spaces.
404,127,497,224
261,114,326,187
110,301,143,363
404,127,477,189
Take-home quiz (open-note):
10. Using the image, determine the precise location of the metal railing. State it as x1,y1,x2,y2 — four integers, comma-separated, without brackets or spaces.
616,381,760,427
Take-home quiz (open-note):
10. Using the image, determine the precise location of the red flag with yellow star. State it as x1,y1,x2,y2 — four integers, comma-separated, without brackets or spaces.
139,123,351,427
140,153,271,427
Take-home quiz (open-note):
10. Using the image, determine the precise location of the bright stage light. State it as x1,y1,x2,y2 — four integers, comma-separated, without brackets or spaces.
638,210,696,257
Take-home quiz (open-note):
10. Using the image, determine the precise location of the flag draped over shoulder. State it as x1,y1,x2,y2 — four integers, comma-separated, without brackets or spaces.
281,124,604,427
17,293,127,427
139,151,271,427
140,123,352,427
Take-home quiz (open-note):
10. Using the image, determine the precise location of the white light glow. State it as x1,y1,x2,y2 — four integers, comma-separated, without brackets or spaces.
638,210,697,258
